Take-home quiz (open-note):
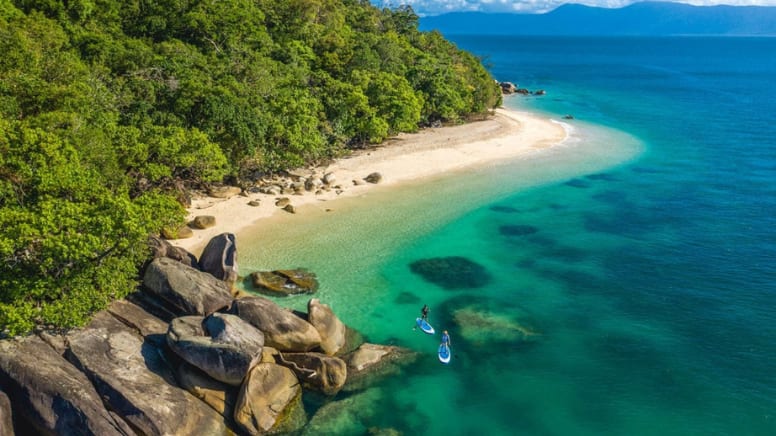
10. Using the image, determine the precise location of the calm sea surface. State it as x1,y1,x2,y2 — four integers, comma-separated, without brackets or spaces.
240,36,776,435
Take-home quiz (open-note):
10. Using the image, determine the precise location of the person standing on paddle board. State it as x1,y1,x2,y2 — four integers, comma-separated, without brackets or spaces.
421,304,429,320
441,330,450,347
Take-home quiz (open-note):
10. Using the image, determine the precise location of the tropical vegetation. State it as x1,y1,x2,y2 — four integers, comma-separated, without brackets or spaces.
0,0,501,336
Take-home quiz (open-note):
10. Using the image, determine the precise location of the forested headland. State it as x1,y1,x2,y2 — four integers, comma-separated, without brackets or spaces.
0,0,501,336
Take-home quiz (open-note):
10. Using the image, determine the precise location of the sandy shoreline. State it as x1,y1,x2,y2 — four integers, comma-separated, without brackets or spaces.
171,107,567,255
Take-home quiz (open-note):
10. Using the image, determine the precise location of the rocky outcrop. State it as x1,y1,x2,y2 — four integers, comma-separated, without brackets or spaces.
148,235,199,268
175,361,238,418
277,352,347,395
66,312,229,435
143,257,233,316
307,298,346,355
231,297,322,352
249,269,319,296
500,81,517,94
0,390,12,436
198,233,238,287
106,299,169,342
166,314,264,386
0,336,134,436
234,363,305,435
344,343,417,392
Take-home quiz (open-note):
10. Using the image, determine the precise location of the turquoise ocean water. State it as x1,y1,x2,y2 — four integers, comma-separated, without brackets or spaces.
239,37,776,435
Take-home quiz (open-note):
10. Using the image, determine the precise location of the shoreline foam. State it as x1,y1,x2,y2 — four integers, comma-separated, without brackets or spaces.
171,107,567,254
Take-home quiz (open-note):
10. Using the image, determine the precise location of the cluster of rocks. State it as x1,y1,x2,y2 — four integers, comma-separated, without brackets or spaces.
0,233,414,435
249,170,345,197
165,170,387,238
246,170,383,199
499,81,546,96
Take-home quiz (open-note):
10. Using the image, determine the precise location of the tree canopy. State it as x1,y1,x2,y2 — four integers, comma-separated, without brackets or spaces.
0,0,501,336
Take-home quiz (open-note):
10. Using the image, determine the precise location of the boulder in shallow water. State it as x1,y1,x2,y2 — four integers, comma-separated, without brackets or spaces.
453,306,541,345
249,269,319,296
276,352,347,395
303,388,382,435
343,343,417,392
408,256,491,289
198,232,238,287
307,298,347,355
234,363,305,435
166,313,264,386
231,296,322,352
143,257,233,316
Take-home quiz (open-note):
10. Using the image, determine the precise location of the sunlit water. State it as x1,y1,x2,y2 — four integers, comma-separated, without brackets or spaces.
238,36,776,435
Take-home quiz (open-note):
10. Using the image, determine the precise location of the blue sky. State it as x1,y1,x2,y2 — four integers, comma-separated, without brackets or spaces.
374,1,776,15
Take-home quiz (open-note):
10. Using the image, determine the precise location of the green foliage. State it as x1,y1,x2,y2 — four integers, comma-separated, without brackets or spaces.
0,0,500,335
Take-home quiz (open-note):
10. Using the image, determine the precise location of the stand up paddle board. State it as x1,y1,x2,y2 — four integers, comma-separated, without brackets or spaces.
416,318,435,335
438,343,451,364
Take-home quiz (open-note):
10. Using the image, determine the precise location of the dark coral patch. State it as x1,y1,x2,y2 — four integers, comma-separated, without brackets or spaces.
499,225,539,237
564,178,590,188
490,205,520,214
394,291,421,304
585,172,619,182
409,256,491,290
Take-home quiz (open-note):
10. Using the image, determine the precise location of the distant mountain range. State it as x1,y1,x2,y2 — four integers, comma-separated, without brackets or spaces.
419,2,776,36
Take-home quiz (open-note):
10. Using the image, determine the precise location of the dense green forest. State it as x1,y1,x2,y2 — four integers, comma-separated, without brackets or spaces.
0,0,501,336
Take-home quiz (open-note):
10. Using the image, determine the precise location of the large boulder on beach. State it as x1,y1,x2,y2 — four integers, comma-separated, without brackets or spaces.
408,256,491,290
277,352,347,395
234,363,306,435
208,185,242,199
143,257,233,316
190,215,216,229
249,269,319,296
198,232,238,287
307,298,347,355
0,336,132,436
66,312,229,435
166,313,264,386
364,172,383,184
148,235,199,268
231,296,322,352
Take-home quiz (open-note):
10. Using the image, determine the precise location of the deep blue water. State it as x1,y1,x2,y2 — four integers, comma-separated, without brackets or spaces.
243,37,776,435
437,35,776,434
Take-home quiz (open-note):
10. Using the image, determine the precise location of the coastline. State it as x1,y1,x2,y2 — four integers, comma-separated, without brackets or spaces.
171,107,567,255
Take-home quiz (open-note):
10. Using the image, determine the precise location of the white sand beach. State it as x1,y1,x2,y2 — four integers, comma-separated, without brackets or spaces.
171,107,567,254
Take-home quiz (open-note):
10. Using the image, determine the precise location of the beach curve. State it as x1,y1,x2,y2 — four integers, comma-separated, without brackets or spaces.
171,107,567,254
